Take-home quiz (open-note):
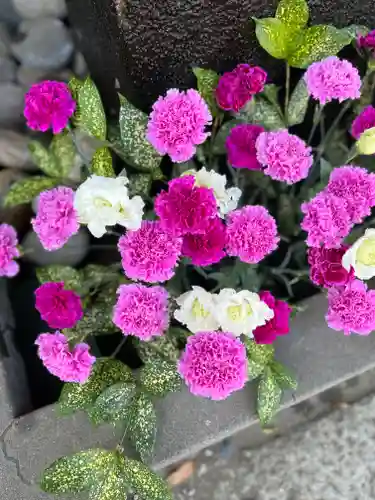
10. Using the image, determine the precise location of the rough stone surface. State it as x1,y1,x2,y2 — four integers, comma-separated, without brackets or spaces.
0,1,20,25
0,23,11,57
12,0,67,19
0,84,24,126
0,57,16,82
0,130,36,170
67,0,375,110
16,66,49,88
11,19,74,70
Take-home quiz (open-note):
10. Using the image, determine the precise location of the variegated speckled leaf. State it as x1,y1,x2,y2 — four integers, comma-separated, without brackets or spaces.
247,359,267,380
139,358,182,396
90,146,115,177
59,359,133,415
275,0,309,33
253,17,291,59
50,131,77,178
118,94,162,171
288,25,352,68
212,119,243,155
193,67,220,117
128,392,157,462
75,77,107,140
36,265,82,292
237,96,285,130
243,338,275,365
68,76,84,102
127,173,152,197
257,368,282,425
287,76,309,126
88,381,137,424
3,176,60,207
135,335,180,364
28,141,58,177
271,361,298,390
121,455,173,500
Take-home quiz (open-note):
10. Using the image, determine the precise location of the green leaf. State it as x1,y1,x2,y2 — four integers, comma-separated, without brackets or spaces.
140,358,182,396
36,265,82,292
50,131,77,178
118,94,162,171
3,176,60,207
82,264,121,290
128,173,152,197
28,141,58,178
262,84,283,116
243,338,275,365
193,67,220,117
128,392,157,461
238,96,285,130
270,361,298,390
136,335,180,364
212,119,243,155
320,157,334,184
67,299,119,340
121,456,173,500
257,368,282,425
275,0,309,32
253,17,290,59
247,359,266,380
90,146,115,177
287,77,309,126
89,381,137,424
40,449,117,494
278,193,298,237
288,25,352,68
74,77,107,140
290,302,307,318
340,24,368,41
59,359,133,415
68,76,84,101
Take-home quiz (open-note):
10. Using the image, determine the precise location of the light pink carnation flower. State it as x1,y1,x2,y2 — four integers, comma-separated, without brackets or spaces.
256,130,313,184
304,56,361,105
35,332,95,383
226,205,279,264
301,191,352,248
0,224,20,278
146,88,212,162
327,165,375,224
155,176,218,236
112,284,169,340
24,81,76,134
326,280,375,335
35,282,83,329
32,187,79,251
178,331,248,400
118,220,182,283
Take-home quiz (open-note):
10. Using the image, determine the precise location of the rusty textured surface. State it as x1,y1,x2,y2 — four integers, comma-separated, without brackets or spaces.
67,0,374,110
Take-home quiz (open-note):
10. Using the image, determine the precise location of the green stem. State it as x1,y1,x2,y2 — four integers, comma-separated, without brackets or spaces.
345,144,358,164
110,337,127,359
284,62,291,125
307,104,324,145
193,266,209,280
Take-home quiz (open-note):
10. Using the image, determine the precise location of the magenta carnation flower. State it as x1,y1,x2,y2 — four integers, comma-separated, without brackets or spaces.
24,81,76,134
351,106,375,139
0,224,20,278
225,124,264,170
215,64,267,112
326,280,375,335
301,191,352,248
358,30,375,53
253,291,291,344
226,205,279,264
118,220,182,283
32,187,79,251
308,246,354,288
304,56,361,105
112,284,169,341
182,217,226,266
35,332,95,383
146,88,211,163
256,130,313,184
35,282,83,329
155,175,218,236
178,331,248,400
326,165,375,223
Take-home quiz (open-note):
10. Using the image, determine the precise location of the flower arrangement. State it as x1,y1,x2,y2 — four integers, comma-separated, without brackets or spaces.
2,0,375,498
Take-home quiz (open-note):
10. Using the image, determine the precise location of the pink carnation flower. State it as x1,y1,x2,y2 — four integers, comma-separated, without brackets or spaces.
358,30,375,53
326,280,375,336
118,220,182,283
327,165,375,223
24,81,76,134
35,332,95,383
178,331,248,400
155,176,218,236
225,124,264,170
182,217,226,266
256,130,313,184
301,191,352,248
351,105,375,139
112,284,169,341
308,246,354,288
146,88,211,163
253,291,291,344
35,282,83,329
0,224,20,278
215,64,267,112
32,187,79,251
226,205,279,264
304,56,361,105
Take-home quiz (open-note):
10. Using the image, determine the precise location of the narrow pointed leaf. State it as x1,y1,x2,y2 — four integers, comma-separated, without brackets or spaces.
193,67,220,117
287,77,309,126
271,361,298,389
89,381,137,424
74,77,107,140
247,359,266,380
128,392,157,461
3,176,60,207
36,265,82,292
50,131,77,178
90,146,115,177
237,96,285,130
257,368,282,425
28,141,58,177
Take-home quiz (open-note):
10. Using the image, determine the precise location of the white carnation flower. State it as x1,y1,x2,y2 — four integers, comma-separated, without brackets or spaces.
174,286,219,333
74,175,144,238
342,228,375,280
214,288,274,337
